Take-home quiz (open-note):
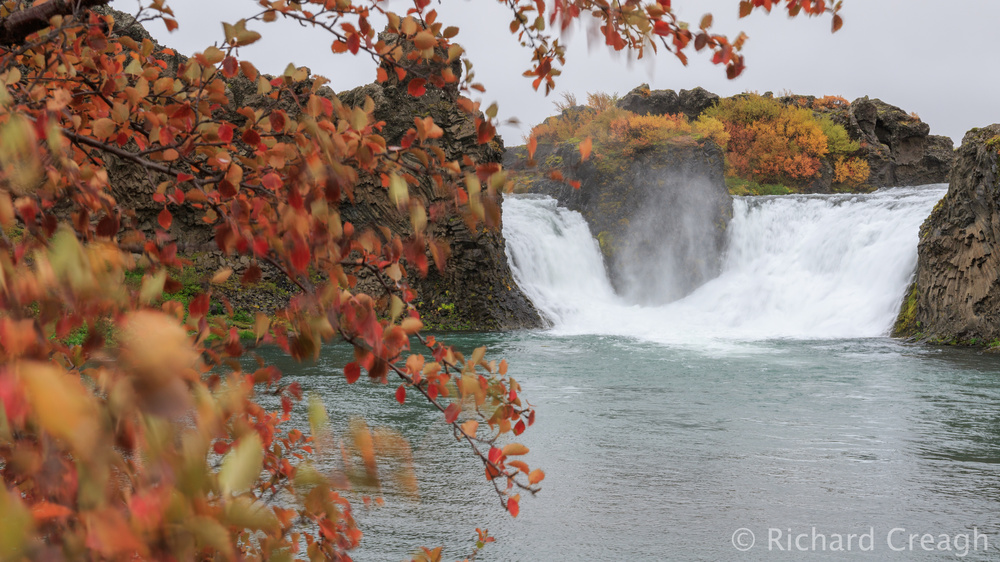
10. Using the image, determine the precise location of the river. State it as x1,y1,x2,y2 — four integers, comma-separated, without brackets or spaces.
259,185,1000,560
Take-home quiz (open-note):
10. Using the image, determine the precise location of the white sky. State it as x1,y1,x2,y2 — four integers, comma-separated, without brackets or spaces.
141,0,1000,145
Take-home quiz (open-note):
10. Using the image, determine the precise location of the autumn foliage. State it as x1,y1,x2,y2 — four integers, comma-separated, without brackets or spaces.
700,94,869,188
0,0,842,559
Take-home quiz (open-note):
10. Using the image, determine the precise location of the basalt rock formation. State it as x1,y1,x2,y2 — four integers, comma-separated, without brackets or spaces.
337,69,543,330
893,124,1000,343
812,96,955,188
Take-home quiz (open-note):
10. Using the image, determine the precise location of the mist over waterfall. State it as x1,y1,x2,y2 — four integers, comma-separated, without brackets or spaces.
503,185,948,343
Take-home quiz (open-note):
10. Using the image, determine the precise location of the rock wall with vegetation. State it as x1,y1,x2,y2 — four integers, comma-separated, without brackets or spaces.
610,85,954,193
95,10,541,331
893,124,1000,344
338,69,543,331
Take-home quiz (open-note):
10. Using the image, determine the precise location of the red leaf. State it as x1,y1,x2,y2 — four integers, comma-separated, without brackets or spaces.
444,403,460,424
290,239,310,271
395,385,406,404
488,446,503,465
189,293,210,318
222,56,239,78
242,128,261,146
507,494,520,517
157,207,172,230
344,362,361,384
514,420,526,435
219,124,234,143
261,172,282,191
653,20,673,36
407,78,426,97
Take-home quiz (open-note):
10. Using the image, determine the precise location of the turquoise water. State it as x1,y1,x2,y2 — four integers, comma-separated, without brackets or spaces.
259,186,1000,559
257,334,1000,560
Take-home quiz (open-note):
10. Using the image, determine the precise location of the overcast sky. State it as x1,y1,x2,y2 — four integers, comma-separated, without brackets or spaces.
141,0,1000,145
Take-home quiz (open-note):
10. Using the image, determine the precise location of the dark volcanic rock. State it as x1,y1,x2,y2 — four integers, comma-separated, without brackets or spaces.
844,97,955,187
893,124,1000,343
505,140,731,304
339,40,542,331
616,84,719,121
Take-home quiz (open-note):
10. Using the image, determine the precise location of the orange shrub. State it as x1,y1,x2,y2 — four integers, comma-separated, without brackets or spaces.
834,156,871,186
706,94,829,184
814,95,850,110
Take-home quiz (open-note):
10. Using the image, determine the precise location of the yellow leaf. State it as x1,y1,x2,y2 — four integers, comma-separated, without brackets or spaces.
139,270,166,304
19,362,99,455
254,312,270,341
91,118,115,141
202,46,225,65
123,56,142,76
400,317,423,335
461,420,479,437
223,497,280,533
218,433,264,495
210,267,233,284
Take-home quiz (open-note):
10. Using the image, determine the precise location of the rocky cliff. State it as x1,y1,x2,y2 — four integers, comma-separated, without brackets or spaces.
95,9,542,330
615,85,954,191
893,124,1000,344
505,139,731,304
811,96,954,188
337,69,543,330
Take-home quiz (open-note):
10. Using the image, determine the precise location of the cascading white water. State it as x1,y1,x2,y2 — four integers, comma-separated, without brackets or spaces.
503,185,948,343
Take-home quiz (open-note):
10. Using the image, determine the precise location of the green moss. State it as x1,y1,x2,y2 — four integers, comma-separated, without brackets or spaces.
726,177,791,196
891,282,921,337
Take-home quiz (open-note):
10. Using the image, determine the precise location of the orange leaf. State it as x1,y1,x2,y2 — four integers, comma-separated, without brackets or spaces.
528,135,538,159
157,207,172,230
502,443,529,456
31,501,72,522
528,468,545,484
444,403,460,424
580,137,594,160
92,118,115,141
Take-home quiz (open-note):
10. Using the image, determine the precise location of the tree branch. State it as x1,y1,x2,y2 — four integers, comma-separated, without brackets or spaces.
0,0,109,45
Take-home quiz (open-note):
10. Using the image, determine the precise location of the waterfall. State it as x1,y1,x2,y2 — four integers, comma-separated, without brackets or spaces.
503,186,947,343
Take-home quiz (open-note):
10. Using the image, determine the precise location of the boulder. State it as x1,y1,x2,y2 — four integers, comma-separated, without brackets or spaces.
893,124,1000,343
338,36,542,331
838,97,954,187
615,84,719,121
